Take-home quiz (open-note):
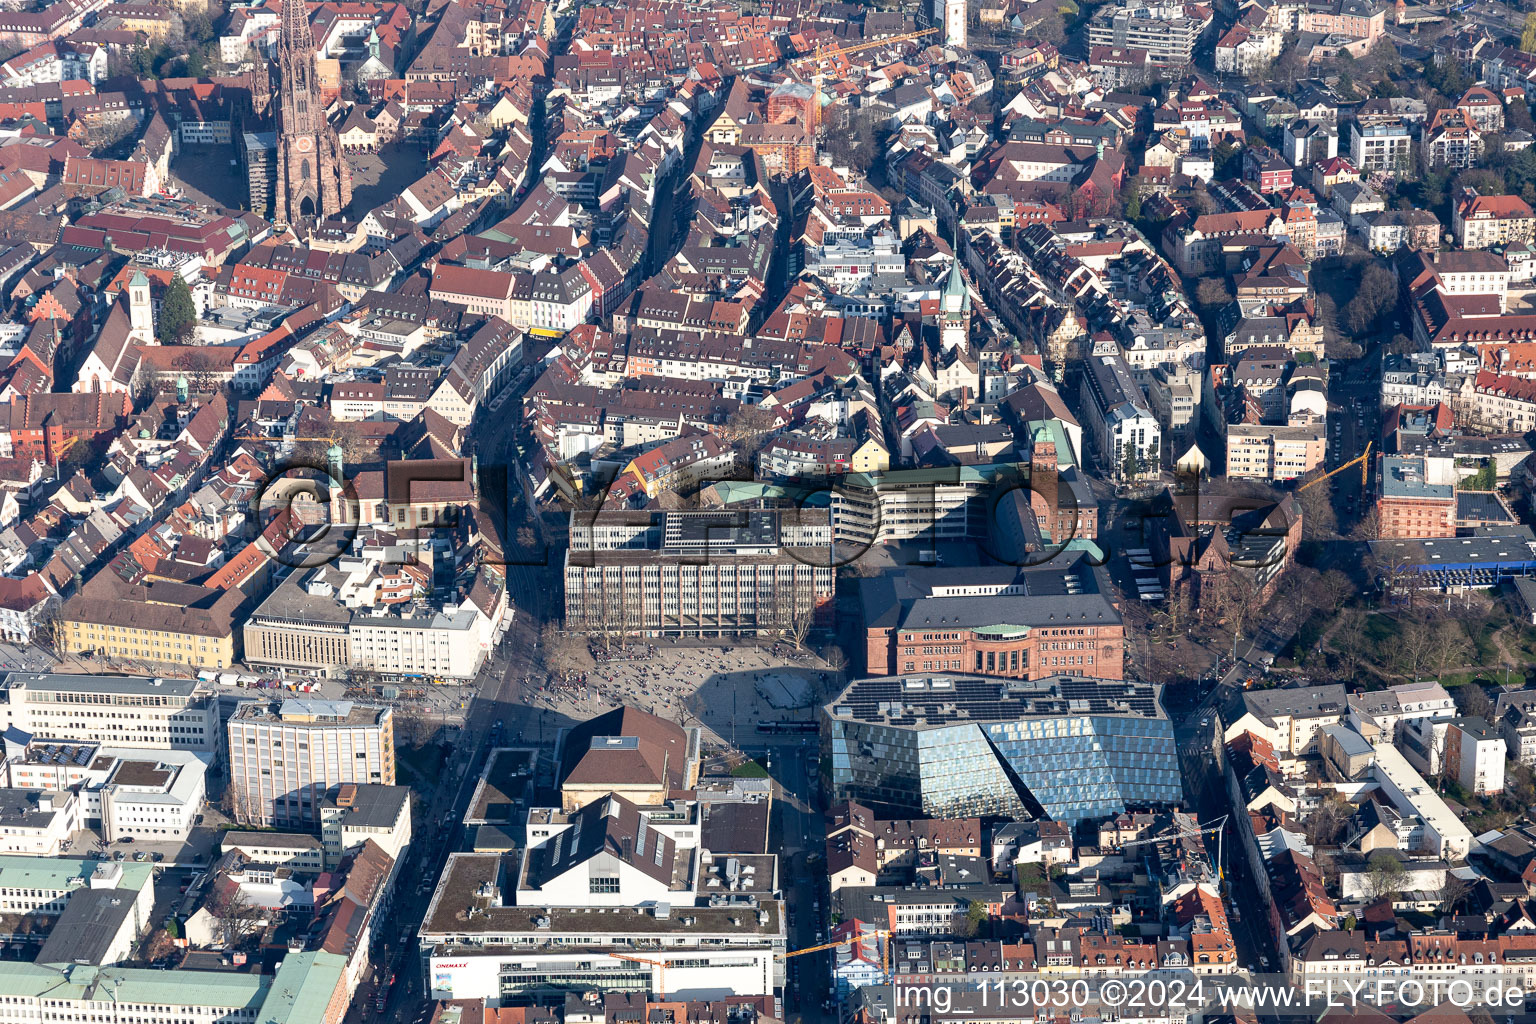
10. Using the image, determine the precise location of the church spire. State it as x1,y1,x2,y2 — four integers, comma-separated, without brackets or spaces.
271,0,351,225
939,258,970,350
941,259,969,312
280,0,315,57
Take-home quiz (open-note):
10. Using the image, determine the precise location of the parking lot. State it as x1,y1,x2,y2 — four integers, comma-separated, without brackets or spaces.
60,809,227,869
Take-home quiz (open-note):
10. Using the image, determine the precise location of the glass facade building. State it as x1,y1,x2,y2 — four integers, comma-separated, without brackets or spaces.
822,674,1182,825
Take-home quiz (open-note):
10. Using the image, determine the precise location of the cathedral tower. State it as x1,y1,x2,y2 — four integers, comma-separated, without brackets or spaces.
273,0,351,225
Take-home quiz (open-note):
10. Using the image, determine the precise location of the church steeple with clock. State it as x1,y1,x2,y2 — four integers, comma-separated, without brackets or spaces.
938,258,971,350
272,0,350,226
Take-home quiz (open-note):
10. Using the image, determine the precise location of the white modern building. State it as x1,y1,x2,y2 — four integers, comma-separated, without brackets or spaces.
0,789,79,855
420,845,785,1005
1079,354,1161,481
227,699,395,828
802,230,905,291
0,856,152,923
1370,741,1473,860
348,607,487,680
98,753,208,842
220,831,328,872
0,673,217,752
2,734,210,842
1448,716,1506,795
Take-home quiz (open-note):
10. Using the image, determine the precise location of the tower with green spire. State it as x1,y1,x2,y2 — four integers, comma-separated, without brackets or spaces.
939,259,971,350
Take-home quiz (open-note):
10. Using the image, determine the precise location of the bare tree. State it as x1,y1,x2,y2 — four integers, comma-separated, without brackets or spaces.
1429,620,1472,683
1439,872,1473,915
396,710,432,747
1351,507,1382,542
1365,850,1410,901
1294,477,1338,540
788,589,815,649
724,405,779,465
1316,570,1353,616
1334,609,1369,679
207,885,262,949
542,621,594,677
1206,569,1260,658
1304,794,1353,847
1396,614,1437,682
1457,680,1493,719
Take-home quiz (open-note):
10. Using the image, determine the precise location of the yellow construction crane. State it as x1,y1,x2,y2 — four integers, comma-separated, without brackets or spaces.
788,29,940,141
1296,440,1373,492
608,953,679,1000
779,927,893,975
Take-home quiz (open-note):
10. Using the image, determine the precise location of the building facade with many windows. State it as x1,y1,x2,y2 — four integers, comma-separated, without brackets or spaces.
227,699,394,827
859,557,1125,679
564,508,834,638
0,673,216,752
822,674,1181,825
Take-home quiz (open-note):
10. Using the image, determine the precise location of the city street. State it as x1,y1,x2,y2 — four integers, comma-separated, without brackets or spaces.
1174,682,1284,981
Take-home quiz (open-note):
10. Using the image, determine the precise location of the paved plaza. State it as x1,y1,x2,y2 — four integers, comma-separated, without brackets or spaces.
528,641,840,746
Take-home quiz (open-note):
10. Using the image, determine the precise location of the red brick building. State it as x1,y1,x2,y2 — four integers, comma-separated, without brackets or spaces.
859,551,1125,679
0,391,129,465
1375,454,1456,539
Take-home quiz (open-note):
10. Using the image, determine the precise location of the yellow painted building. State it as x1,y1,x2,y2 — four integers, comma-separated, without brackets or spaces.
59,578,244,670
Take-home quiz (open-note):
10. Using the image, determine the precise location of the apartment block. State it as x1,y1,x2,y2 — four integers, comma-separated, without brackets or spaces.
1349,121,1412,173
1376,455,1455,538
227,699,395,828
1225,423,1325,482
0,673,216,752
1079,355,1160,481
1454,189,1536,250
1086,2,1212,67
1447,716,1505,795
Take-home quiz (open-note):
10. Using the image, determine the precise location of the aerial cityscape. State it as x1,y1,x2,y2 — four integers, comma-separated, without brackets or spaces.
10,0,1536,1018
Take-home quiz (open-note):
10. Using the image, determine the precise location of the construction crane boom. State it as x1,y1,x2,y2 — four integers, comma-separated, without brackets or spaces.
1296,440,1372,492
236,435,342,444
1115,816,1227,849
608,953,675,1000
1114,816,1229,881
787,27,939,70
778,928,893,975
787,28,940,140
